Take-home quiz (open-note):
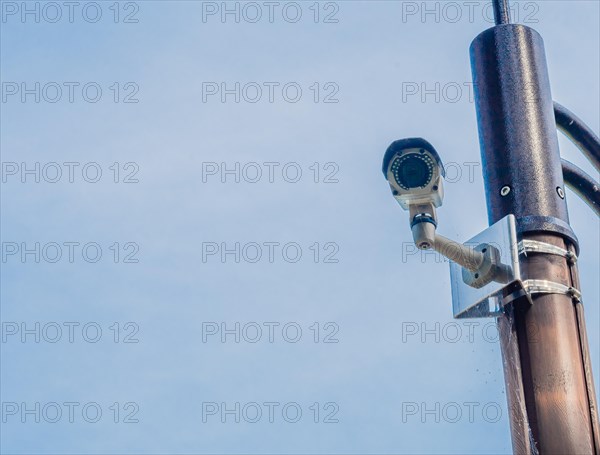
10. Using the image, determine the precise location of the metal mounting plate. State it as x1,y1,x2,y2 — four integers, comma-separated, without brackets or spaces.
451,215,524,319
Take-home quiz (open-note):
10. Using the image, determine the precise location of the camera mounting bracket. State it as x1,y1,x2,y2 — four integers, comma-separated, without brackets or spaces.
451,215,531,319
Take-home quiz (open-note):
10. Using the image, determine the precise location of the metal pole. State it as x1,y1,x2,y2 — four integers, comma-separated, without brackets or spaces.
492,0,511,25
470,20,599,454
555,102,600,172
561,159,600,216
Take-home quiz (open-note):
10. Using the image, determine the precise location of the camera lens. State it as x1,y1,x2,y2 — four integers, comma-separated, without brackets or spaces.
391,153,434,189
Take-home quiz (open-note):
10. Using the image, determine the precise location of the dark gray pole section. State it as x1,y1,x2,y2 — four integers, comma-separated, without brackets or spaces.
470,24,599,453
471,25,576,244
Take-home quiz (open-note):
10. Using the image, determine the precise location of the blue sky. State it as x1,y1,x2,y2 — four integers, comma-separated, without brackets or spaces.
1,1,599,453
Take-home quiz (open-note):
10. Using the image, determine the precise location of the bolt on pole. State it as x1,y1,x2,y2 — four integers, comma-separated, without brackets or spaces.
470,2,600,453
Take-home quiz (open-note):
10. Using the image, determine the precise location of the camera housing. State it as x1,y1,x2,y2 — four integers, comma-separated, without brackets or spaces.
382,137,445,211
383,137,446,249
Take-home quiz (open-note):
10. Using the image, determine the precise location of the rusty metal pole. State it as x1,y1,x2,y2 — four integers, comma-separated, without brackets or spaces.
470,4,600,453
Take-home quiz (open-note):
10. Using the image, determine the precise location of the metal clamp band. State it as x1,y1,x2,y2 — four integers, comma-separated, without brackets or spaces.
518,239,577,263
515,216,579,256
503,279,582,305
524,279,582,302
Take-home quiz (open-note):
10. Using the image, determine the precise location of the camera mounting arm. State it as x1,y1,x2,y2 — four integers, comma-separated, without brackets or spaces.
413,218,511,288
411,214,483,272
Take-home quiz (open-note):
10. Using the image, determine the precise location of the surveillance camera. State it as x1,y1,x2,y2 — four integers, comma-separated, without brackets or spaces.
382,137,445,211
382,138,446,249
